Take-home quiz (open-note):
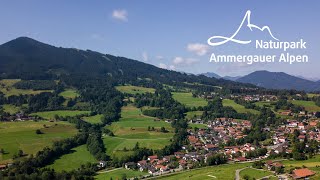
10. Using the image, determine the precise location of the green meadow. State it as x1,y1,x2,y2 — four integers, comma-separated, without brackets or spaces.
254,101,275,109
30,110,90,119
240,168,273,180
290,100,320,111
172,92,207,108
95,168,148,180
0,121,77,163
222,99,259,114
59,89,79,99
46,145,96,172
186,111,203,120
82,114,103,124
156,163,251,180
0,79,52,97
116,85,155,94
104,105,173,158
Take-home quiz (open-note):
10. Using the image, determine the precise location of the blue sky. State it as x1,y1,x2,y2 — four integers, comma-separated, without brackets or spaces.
0,0,319,79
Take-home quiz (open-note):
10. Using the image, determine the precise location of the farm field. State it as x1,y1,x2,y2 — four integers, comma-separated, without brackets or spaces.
254,101,275,109
290,100,320,111
104,105,173,158
95,168,148,180
307,93,320,98
239,168,273,180
115,85,155,94
30,110,90,119
172,92,207,108
82,114,103,124
0,79,52,97
0,121,77,163
59,89,79,99
186,111,203,120
223,99,259,114
156,162,251,180
189,123,208,129
46,145,96,172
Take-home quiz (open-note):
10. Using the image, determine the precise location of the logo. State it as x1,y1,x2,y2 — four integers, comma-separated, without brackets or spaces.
207,10,279,47
207,10,308,65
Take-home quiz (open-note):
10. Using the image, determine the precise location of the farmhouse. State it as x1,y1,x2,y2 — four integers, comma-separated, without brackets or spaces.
292,168,315,179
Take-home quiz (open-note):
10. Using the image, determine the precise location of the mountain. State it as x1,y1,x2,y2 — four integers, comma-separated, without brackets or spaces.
0,37,253,89
199,72,221,79
237,70,320,92
222,76,242,81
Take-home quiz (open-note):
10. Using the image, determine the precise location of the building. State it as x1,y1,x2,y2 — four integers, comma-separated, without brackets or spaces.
292,168,315,179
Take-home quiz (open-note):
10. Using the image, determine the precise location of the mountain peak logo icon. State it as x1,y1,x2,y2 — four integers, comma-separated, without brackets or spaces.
207,10,279,47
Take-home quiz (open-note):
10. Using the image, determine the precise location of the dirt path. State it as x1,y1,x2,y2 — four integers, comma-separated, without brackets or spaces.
235,167,248,180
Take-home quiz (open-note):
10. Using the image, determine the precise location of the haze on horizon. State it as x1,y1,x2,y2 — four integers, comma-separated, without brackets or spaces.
0,0,319,79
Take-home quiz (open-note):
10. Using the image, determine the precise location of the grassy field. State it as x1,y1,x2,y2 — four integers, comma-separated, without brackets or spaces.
156,163,251,180
59,89,79,99
307,93,320,98
30,110,90,119
240,168,273,179
223,99,259,114
189,123,208,129
172,92,207,108
95,168,148,180
0,79,52,97
116,85,155,94
290,100,320,111
186,111,203,120
104,105,173,158
0,121,77,163
46,145,96,172
281,155,320,179
82,114,103,124
254,101,275,109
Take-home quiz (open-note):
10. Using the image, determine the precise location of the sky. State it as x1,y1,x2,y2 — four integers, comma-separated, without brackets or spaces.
0,0,319,79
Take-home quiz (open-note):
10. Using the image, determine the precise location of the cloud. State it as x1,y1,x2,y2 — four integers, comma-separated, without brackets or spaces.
112,9,128,22
159,63,168,69
173,57,199,66
142,52,148,62
187,43,209,56
159,63,175,70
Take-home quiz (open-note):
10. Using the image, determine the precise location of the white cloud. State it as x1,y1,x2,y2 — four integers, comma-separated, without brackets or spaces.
142,52,148,62
187,43,209,56
112,9,128,22
173,57,199,66
159,63,168,69
159,63,175,70
173,57,184,65
169,65,176,70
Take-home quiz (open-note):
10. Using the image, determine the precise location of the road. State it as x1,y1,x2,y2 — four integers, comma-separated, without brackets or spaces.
235,167,248,180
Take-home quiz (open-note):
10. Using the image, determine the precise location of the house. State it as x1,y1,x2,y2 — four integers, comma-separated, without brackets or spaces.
292,168,315,179
0,164,6,170
148,155,158,161
98,161,106,168
148,166,156,174
266,161,283,170
125,162,136,170
137,160,147,167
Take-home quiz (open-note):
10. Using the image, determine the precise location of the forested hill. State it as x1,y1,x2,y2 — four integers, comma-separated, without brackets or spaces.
0,37,255,90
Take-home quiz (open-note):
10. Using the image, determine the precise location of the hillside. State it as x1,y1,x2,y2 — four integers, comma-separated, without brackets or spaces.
199,72,221,79
237,70,320,92
0,37,253,90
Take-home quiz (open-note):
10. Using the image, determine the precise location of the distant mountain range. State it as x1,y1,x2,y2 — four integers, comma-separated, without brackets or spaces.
199,73,242,81
201,71,320,92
